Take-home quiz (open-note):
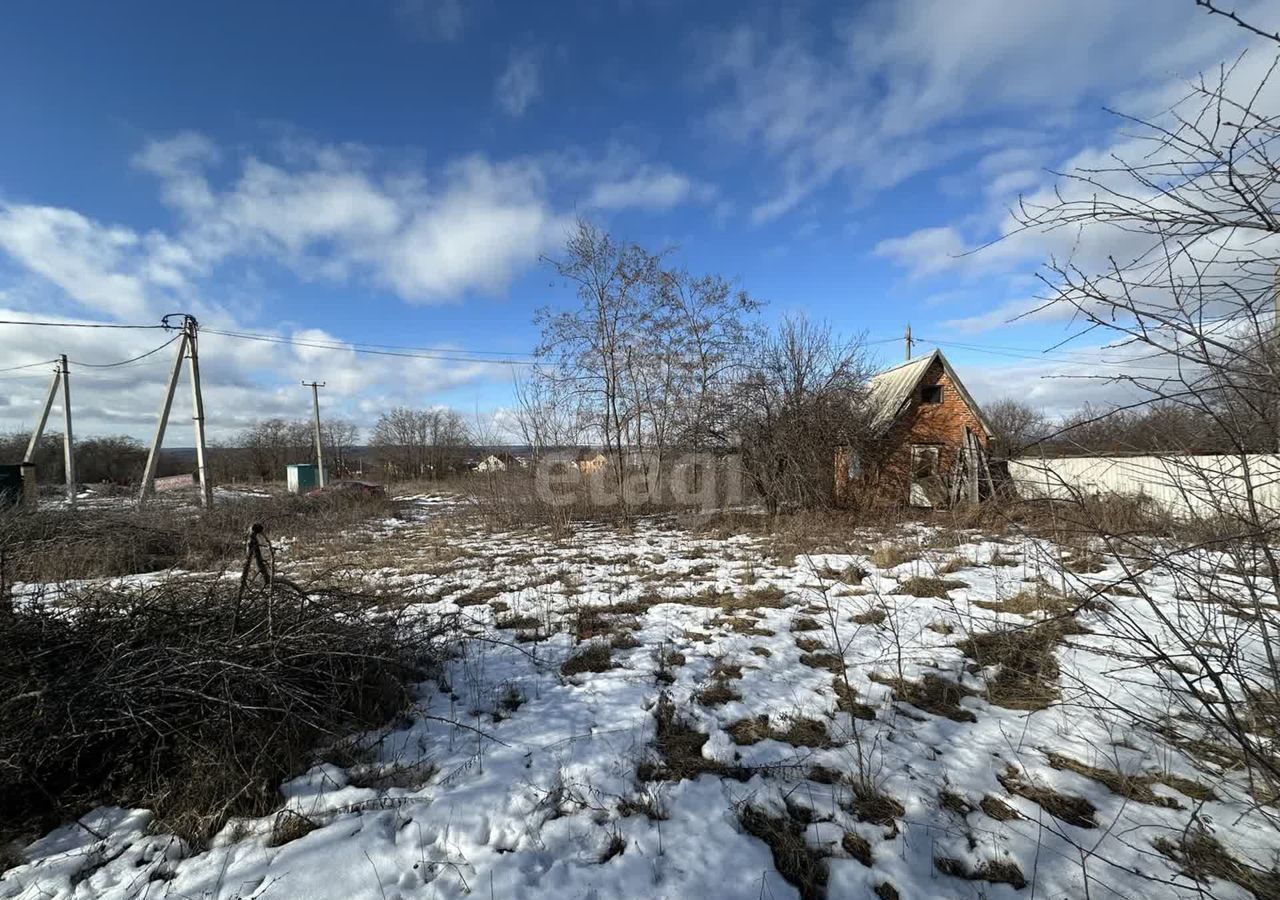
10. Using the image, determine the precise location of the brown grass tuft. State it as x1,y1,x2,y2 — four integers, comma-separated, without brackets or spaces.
934,856,1027,890
738,805,828,900
561,643,613,677
1153,829,1280,900
869,672,976,722
894,577,967,599
998,766,1096,828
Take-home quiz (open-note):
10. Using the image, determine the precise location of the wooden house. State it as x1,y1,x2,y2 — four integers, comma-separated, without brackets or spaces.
837,349,993,507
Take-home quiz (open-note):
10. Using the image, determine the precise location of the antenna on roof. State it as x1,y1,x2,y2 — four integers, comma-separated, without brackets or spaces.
904,323,913,362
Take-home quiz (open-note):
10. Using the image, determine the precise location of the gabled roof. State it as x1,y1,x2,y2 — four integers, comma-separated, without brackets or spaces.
866,348,992,436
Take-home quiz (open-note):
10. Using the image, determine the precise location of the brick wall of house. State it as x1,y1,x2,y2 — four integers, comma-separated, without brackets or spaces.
860,358,988,506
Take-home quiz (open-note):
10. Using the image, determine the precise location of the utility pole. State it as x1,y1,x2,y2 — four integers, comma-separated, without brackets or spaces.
23,356,76,506
303,381,327,487
59,355,75,505
904,323,914,362
139,315,213,508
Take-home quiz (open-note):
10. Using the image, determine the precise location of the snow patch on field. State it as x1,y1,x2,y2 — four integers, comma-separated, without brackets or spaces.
2,502,1277,899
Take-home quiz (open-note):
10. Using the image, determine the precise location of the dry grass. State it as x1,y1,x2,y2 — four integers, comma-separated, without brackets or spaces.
799,652,845,674
1047,753,1182,809
817,563,868,585
870,544,919,569
738,805,827,900
934,856,1027,890
795,637,825,652
1152,829,1280,900
790,616,823,632
974,583,1081,617
640,693,749,783
726,715,834,748
845,780,905,829
267,810,320,847
561,643,613,677
869,672,976,722
850,608,887,626
980,795,1022,821
834,679,876,720
894,576,967,598
997,766,1096,828
957,620,1083,711
841,832,872,866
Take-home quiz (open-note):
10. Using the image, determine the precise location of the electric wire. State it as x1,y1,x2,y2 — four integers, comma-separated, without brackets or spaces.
71,335,182,368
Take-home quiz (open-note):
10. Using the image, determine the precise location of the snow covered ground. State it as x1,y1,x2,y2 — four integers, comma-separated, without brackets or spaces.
2,498,1277,899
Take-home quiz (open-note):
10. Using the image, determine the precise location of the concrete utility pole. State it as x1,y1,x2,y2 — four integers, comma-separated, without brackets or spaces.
139,316,212,507
904,323,914,362
23,356,76,506
303,381,327,487
59,355,75,505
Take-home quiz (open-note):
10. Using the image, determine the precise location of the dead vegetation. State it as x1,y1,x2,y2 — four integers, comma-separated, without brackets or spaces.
726,714,834,748
0,491,393,582
956,619,1084,710
997,766,1097,829
934,855,1027,890
0,575,437,845
1152,829,1280,900
1046,753,1183,809
738,804,827,900
868,672,976,722
640,693,749,783
561,643,613,677
893,576,967,598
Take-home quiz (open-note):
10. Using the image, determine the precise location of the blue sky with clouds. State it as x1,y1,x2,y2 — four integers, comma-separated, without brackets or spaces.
0,0,1276,440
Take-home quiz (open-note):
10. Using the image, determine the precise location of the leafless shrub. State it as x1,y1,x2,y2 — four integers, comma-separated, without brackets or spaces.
0,574,445,845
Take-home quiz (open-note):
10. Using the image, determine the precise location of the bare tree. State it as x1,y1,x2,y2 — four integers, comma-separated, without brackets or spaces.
370,407,469,480
321,419,361,478
734,316,874,514
1003,40,1280,858
536,220,664,514
983,397,1049,459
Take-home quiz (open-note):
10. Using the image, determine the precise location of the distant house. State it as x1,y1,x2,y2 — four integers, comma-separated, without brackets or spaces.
575,449,610,473
837,349,993,508
475,453,511,473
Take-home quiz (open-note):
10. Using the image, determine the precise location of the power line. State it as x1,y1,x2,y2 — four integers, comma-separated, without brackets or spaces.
70,335,183,368
0,358,57,373
202,328,540,365
0,319,166,330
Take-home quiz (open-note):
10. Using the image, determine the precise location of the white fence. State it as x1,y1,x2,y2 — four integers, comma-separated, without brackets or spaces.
1008,453,1280,519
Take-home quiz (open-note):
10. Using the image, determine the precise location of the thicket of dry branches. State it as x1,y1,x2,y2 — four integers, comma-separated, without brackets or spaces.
0,575,447,847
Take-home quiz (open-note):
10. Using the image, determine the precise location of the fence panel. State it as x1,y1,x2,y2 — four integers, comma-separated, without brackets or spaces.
1008,453,1280,518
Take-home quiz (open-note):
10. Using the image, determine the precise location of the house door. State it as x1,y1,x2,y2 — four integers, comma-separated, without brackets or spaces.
909,445,942,507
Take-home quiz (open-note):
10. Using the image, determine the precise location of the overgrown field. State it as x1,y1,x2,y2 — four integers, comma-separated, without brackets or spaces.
1,494,1277,899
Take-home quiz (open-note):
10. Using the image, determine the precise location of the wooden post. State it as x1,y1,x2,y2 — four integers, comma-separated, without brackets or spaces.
138,330,190,505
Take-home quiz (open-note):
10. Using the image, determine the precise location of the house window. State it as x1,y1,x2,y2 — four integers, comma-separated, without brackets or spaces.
921,384,943,404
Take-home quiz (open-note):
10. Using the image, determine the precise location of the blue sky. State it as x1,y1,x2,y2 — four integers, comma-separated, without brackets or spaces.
0,0,1275,440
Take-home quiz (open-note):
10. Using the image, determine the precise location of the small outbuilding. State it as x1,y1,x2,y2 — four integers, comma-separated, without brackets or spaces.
837,349,993,508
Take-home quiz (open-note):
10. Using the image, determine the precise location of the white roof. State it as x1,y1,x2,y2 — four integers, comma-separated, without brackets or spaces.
866,349,992,436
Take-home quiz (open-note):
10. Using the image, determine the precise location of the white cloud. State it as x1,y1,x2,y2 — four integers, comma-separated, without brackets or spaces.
394,0,464,42
495,48,543,117
0,205,196,319
703,0,1273,222
873,226,967,278
587,168,699,211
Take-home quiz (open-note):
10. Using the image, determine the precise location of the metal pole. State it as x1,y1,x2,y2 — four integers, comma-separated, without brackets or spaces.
138,331,190,505
59,355,75,506
24,363,61,464
303,381,326,487
905,323,913,362
186,318,213,508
